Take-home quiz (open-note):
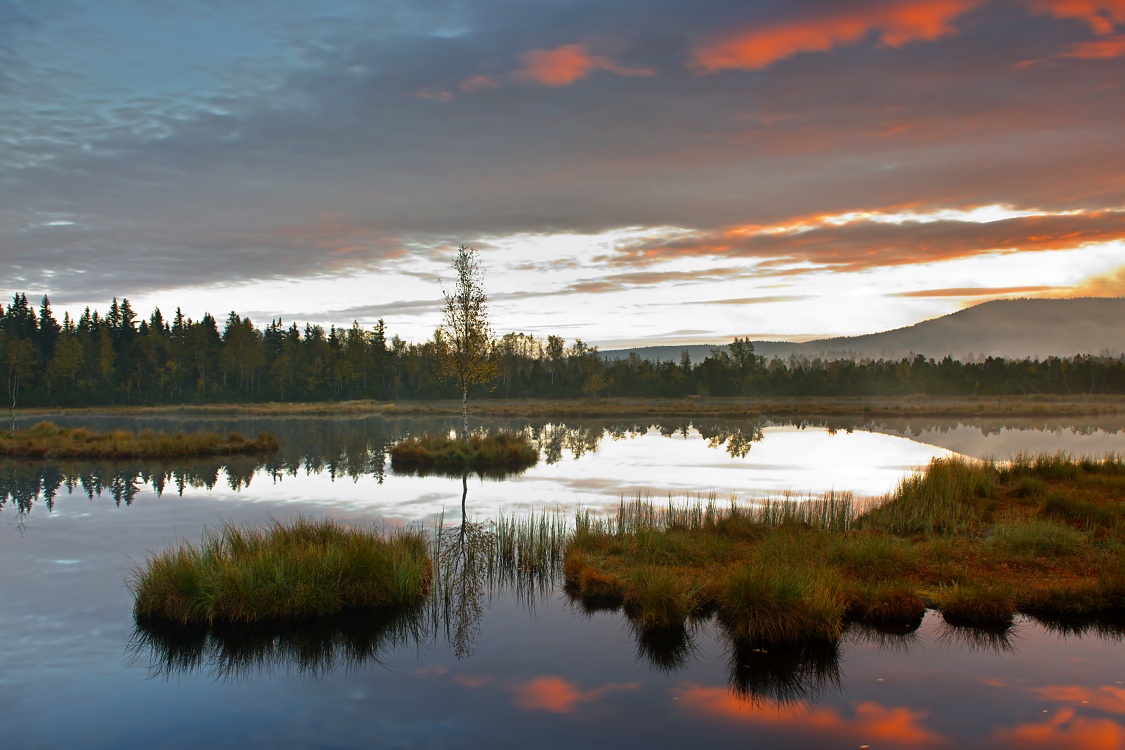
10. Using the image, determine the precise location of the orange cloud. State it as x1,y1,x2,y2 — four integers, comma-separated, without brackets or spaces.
991,707,1125,749
519,44,653,86
1062,32,1125,56
691,1,979,72
677,684,946,746
1071,265,1125,296
1029,0,1125,34
891,285,1057,297
513,676,640,713
607,210,1125,271
1030,684,1125,714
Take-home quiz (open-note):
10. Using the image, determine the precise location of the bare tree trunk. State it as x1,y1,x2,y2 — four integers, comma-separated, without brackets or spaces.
461,388,469,441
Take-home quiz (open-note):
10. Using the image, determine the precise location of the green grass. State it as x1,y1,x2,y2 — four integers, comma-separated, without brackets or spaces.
859,456,995,535
389,432,538,472
1,421,279,459
561,453,1125,644
131,517,431,625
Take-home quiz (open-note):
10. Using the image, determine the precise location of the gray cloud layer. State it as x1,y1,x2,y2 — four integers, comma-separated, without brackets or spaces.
1,0,1124,303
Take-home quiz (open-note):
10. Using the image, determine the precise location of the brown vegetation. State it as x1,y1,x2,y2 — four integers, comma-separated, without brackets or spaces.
0,421,279,459
564,454,1125,643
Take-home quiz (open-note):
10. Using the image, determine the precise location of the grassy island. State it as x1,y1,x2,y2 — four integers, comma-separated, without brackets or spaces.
390,432,538,472
0,421,279,459
564,453,1125,643
131,517,432,625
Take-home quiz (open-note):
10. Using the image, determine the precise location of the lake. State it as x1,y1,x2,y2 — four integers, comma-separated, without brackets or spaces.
3,413,1125,748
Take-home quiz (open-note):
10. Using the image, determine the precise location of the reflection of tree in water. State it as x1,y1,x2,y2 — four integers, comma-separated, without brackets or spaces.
529,419,765,462
0,457,264,518
693,420,765,458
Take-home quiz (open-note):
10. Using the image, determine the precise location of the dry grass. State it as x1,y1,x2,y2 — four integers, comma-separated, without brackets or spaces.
22,394,1125,420
0,421,279,459
563,454,1125,642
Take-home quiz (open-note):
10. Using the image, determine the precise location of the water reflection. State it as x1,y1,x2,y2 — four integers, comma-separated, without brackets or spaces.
130,608,430,680
6,414,1125,523
0,456,266,514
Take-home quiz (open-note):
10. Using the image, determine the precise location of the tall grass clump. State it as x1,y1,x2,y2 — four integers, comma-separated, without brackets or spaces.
1,421,279,459
718,562,846,644
860,456,996,535
390,432,538,471
131,517,431,625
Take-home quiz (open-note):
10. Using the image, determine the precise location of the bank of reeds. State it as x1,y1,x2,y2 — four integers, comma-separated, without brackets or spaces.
1,421,279,459
131,517,431,625
563,453,1125,644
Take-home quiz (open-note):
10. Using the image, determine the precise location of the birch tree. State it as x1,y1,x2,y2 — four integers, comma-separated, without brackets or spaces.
437,245,497,440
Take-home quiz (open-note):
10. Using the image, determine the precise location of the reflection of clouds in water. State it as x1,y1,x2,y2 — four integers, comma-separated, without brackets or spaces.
10,416,1125,524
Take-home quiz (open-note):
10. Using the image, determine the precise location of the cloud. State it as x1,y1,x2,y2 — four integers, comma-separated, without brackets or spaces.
512,676,640,713
1029,0,1125,34
1061,32,1125,56
990,707,1125,749
4,0,1125,321
677,684,945,746
691,0,980,72
890,285,1057,297
1070,264,1125,295
604,210,1125,271
518,44,653,87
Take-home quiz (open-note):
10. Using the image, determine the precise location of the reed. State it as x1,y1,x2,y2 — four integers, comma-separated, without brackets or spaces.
1,421,278,459
131,517,431,625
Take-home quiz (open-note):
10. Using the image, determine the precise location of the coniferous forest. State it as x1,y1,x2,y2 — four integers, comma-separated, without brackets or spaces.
2,293,1124,408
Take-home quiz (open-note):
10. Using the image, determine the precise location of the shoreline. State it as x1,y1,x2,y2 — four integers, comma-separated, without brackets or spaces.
15,394,1125,420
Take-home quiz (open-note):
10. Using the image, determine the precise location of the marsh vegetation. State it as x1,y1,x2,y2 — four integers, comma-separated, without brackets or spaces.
389,432,538,473
0,421,278,459
564,453,1125,643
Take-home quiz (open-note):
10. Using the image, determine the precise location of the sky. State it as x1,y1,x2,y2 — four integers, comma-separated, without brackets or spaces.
1,0,1123,348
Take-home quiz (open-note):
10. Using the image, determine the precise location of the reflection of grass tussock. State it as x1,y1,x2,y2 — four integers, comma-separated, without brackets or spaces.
130,607,430,680
131,517,431,625
0,421,279,459
563,454,1125,644
390,432,538,472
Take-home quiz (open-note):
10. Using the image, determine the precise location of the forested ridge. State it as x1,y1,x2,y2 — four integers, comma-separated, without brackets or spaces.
2,293,1124,408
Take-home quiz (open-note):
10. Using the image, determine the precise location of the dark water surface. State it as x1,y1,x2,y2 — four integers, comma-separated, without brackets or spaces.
3,414,1125,748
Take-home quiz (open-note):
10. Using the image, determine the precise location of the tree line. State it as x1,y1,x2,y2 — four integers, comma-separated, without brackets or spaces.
2,292,1124,408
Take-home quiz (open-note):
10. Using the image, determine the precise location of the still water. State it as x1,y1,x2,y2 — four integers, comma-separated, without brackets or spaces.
2,414,1125,749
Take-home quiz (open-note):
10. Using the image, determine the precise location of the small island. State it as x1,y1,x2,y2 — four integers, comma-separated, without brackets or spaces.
0,421,280,459
389,432,539,473
131,517,431,625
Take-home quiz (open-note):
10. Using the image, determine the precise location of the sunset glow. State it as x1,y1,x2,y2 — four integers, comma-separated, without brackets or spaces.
1,0,1122,346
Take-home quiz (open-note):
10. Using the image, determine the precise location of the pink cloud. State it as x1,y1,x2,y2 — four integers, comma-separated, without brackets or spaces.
519,44,653,86
691,1,979,72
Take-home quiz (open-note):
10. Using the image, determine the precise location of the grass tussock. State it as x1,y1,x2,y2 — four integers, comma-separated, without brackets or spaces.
390,432,538,471
563,452,1125,643
1,421,278,459
131,517,431,625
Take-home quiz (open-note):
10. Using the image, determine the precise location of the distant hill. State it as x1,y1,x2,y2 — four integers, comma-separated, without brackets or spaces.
600,298,1125,363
